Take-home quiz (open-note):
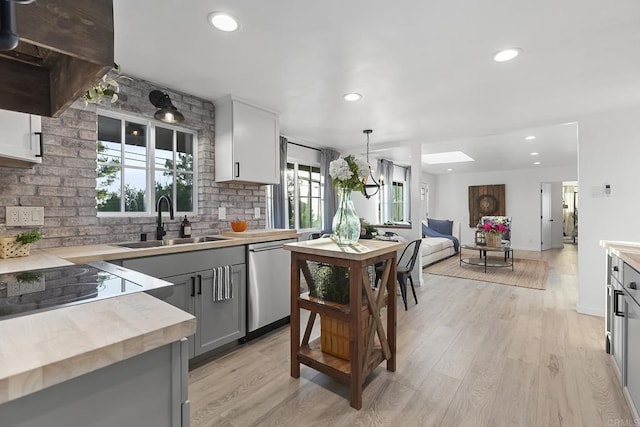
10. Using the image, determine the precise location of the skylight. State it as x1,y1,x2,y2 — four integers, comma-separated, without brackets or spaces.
421,151,475,165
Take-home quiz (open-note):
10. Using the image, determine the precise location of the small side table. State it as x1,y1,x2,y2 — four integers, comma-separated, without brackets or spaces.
459,243,514,273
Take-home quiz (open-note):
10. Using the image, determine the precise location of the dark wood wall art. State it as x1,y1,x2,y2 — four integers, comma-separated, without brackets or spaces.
468,184,505,227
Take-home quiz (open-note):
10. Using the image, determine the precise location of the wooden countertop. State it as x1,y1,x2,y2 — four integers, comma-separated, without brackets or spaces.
602,241,640,272
284,239,404,261
0,228,296,403
0,292,196,404
0,229,299,273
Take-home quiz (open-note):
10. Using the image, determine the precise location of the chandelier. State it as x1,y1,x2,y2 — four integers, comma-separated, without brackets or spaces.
362,129,382,199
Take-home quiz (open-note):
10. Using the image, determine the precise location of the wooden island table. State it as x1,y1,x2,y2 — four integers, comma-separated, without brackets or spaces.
284,238,403,409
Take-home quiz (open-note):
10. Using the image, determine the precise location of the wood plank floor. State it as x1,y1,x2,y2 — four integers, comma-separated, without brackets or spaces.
189,245,634,426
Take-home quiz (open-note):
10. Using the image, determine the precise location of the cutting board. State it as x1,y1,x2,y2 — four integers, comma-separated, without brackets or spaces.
221,228,298,239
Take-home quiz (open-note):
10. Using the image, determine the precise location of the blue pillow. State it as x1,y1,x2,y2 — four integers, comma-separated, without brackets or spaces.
428,218,453,236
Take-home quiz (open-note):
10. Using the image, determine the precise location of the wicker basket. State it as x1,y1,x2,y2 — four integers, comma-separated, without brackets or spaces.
485,232,503,247
0,237,30,259
320,313,372,360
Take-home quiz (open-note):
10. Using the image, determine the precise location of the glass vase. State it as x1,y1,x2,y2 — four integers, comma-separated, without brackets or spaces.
332,188,360,245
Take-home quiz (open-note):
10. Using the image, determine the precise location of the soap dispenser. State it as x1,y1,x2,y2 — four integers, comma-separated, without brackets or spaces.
180,216,192,238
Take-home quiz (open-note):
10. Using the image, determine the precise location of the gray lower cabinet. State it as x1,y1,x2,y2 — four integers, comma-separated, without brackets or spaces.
626,297,640,414
0,339,189,427
612,280,626,382
122,246,246,359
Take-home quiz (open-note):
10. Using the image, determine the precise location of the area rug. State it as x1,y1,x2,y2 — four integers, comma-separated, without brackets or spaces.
424,255,548,290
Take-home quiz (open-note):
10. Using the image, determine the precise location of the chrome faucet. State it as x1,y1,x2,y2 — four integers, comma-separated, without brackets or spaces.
156,195,174,240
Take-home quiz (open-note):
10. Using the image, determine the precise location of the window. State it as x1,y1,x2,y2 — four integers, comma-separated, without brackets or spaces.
286,162,322,229
391,182,404,221
96,111,196,215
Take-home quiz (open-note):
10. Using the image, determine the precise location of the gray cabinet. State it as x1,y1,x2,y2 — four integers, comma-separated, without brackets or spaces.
612,280,625,382
627,297,640,412
0,339,189,427
122,247,246,359
196,264,246,354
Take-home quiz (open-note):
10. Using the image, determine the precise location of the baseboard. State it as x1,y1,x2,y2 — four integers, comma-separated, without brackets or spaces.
576,303,605,317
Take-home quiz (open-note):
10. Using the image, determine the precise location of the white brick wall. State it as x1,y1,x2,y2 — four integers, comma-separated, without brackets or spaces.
0,73,266,248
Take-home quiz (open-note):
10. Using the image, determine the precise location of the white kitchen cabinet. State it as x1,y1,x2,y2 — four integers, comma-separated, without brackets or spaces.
214,96,279,184
0,108,42,167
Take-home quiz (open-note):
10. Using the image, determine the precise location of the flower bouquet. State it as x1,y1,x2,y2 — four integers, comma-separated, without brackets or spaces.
478,217,510,247
329,155,369,245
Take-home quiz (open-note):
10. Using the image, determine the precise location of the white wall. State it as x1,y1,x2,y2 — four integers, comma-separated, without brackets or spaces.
430,166,576,251
421,172,438,221
577,106,640,316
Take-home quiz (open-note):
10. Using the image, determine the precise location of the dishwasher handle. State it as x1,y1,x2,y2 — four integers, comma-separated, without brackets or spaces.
249,245,285,253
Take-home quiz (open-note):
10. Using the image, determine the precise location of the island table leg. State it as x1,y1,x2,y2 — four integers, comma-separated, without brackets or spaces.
290,253,300,378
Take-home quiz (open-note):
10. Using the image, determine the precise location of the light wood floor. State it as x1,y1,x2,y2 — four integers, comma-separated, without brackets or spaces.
189,245,633,426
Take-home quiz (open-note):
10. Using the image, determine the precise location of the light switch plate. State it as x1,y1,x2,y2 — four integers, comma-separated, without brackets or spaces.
254,207,260,219
218,207,226,220
6,207,44,226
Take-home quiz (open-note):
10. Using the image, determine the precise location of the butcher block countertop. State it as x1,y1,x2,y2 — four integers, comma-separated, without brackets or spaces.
0,228,296,404
0,292,196,404
0,229,299,273
601,241,640,272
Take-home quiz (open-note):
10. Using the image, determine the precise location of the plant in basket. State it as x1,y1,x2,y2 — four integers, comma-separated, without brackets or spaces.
0,229,43,259
478,218,509,247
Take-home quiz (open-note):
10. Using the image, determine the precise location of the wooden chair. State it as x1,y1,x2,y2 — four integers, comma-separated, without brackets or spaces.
375,239,422,310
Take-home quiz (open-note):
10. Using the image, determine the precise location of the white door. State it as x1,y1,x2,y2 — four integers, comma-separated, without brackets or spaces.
541,183,552,250
421,182,429,219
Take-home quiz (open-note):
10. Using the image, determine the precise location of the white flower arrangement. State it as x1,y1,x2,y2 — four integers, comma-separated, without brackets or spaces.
329,155,369,191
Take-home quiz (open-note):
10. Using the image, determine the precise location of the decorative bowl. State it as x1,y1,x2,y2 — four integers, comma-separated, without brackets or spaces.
230,220,248,232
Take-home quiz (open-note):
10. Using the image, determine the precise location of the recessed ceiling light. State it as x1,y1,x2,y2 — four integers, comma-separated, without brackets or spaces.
422,151,475,165
447,168,453,172
530,152,539,156
208,12,240,32
493,48,521,62
343,93,362,102
533,161,541,165
525,135,536,141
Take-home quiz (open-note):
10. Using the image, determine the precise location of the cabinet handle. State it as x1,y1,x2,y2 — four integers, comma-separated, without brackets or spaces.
630,282,638,290
613,266,619,272
197,274,202,295
190,276,195,297
614,290,625,317
35,131,43,158
235,162,240,178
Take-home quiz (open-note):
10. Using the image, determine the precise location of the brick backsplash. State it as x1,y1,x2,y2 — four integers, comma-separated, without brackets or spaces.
0,74,266,248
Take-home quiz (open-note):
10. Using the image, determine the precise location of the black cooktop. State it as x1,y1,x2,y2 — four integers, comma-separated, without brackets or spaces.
0,264,144,320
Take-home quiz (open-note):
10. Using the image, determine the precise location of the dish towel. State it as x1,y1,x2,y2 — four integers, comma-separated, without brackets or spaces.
212,265,233,302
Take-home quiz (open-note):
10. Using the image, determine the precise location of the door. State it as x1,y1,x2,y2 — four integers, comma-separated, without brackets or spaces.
196,264,246,356
541,183,553,250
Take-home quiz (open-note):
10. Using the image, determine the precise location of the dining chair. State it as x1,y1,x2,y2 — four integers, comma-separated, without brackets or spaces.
375,239,422,311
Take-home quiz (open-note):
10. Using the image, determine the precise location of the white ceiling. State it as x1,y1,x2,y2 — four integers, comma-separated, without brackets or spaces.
113,0,640,174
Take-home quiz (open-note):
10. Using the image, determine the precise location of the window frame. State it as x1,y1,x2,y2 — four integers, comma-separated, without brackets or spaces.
285,160,323,231
96,109,198,217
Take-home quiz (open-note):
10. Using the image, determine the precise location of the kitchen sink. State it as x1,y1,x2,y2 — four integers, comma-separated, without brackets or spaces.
115,236,227,249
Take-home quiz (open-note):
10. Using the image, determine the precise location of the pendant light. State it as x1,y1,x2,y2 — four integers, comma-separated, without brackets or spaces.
362,129,382,199
149,90,185,124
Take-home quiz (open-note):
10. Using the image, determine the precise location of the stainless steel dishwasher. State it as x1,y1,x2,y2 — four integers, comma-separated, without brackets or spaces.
246,238,297,340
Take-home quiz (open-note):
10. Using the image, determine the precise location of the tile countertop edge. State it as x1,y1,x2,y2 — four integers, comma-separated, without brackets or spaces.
601,240,640,272
0,292,196,405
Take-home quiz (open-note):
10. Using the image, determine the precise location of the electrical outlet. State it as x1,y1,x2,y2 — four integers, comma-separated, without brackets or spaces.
5,207,44,226
254,207,260,219
218,206,226,220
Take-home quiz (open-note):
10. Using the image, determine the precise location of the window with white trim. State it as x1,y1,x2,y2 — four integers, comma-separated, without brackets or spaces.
96,111,197,215
286,162,322,230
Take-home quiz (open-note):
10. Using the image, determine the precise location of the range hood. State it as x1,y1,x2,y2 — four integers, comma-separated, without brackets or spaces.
0,0,113,118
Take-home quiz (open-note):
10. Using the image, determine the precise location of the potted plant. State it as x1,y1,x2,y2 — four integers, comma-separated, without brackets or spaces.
82,64,131,106
478,218,509,247
0,230,43,259
360,218,378,239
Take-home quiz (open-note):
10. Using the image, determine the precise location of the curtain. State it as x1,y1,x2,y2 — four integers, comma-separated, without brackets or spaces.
270,136,288,229
404,166,411,222
380,159,394,223
321,148,340,233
